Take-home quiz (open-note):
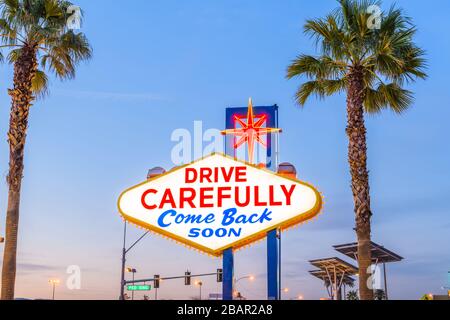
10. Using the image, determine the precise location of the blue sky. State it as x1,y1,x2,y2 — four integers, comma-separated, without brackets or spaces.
0,0,449,300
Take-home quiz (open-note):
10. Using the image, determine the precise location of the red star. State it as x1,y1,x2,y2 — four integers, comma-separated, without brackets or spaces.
222,98,281,164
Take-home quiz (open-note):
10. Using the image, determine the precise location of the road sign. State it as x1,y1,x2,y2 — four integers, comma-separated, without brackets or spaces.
127,285,151,291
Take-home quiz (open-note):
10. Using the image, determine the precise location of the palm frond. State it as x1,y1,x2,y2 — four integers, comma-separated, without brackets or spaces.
6,46,20,62
295,78,347,106
287,54,347,80
364,82,413,114
41,30,92,79
304,14,353,61
44,0,64,19
31,69,49,98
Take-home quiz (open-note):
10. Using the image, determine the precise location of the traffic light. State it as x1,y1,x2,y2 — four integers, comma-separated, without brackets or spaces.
154,275,160,289
185,271,191,286
217,269,223,283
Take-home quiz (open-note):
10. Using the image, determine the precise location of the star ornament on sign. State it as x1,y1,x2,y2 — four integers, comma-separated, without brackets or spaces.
221,98,282,164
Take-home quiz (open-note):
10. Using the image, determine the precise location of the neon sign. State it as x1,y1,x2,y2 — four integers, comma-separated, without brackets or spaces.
118,153,322,256
222,98,281,164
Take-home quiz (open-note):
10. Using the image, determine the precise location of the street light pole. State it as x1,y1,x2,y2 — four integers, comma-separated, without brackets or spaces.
120,221,127,300
233,275,255,299
49,279,60,300
119,167,165,300
235,275,255,285
132,271,135,300
195,281,203,300
278,228,282,300
383,263,389,300
126,268,137,300
282,287,289,300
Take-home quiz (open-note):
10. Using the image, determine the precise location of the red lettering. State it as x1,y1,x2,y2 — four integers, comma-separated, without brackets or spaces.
200,187,214,208
159,189,176,208
220,167,234,183
281,185,296,205
185,168,197,183
200,168,213,183
235,167,247,182
269,186,283,206
180,188,196,209
214,167,219,183
235,186,251,207
217,187,232,207
141,189,158,210
254,186,268,206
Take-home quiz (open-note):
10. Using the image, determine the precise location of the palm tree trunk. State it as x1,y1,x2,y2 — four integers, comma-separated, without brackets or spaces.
1,45,37,300
346,66,373,301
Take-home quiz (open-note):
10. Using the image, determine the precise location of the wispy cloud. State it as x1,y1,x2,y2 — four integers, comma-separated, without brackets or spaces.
0,261,101,275
16,263,61,274
54,89,170,103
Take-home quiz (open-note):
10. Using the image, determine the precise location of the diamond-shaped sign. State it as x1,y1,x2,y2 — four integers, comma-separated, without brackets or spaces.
118,153,322,256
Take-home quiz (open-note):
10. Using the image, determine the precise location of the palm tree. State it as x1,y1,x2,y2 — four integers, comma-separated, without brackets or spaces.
346,290,359,301
0,0,92,300
286,0,426,300
374,289,386,300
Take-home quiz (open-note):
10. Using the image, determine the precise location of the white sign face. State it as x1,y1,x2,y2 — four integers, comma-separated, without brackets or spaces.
118,153,322,256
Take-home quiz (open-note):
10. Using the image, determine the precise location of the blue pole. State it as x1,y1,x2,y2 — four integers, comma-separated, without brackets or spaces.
223,248,234,300
267,229,279,300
